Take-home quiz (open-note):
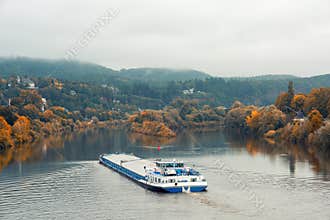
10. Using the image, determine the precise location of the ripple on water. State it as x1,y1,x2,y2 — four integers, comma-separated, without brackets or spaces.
1,157,330,220
0,162,95,218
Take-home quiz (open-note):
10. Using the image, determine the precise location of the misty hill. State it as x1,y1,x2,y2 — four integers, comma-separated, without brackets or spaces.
0,57,210,83
119,68,210,82
0,57,119,84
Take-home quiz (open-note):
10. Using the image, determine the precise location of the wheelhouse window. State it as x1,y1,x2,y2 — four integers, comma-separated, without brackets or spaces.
156,162,184,168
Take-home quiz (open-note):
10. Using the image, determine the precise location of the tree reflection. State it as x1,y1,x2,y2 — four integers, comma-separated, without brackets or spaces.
0,147,14,172
128,132,176,147
0,134,69,173
224,132,330,179
1,129,330,180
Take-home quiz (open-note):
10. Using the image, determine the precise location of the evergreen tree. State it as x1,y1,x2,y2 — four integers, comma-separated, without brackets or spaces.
287,81,294,107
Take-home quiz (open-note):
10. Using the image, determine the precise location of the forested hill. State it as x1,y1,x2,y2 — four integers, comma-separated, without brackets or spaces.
0,57,210,83
0,57,119,84
0,57,330,107
119,68,210,82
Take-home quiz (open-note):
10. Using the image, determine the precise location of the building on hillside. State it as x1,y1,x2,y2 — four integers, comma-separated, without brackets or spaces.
53,79,63,90
183,88,194,95
70,90,77,96
113,99,120,104
292,110,305,126
41,98,47,112
22,78,36,89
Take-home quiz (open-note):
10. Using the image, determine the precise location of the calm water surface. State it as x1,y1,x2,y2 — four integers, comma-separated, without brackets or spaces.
0,129,329,220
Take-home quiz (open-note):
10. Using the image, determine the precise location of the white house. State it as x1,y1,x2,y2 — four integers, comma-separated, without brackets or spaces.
41,98,47,112
183,88,194,95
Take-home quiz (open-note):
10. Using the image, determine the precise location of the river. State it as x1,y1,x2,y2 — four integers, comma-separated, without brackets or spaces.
0,129,329,220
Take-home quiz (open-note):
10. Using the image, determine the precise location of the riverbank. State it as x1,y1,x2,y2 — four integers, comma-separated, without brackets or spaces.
223,84,330,157
127,85,330,157
0,79,329,157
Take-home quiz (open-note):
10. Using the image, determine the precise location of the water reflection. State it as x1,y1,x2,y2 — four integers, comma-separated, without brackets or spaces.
127,132,177,149
225,133,330,180
0,134,70,173
1,129,330,179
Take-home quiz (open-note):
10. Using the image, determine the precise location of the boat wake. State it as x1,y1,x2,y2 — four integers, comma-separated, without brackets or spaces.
188,193,240,213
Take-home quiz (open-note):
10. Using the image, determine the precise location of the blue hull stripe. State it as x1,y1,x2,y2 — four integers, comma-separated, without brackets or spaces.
163,186,207,193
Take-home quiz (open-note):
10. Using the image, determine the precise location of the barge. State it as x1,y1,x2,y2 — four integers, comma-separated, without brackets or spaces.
99,153,207,193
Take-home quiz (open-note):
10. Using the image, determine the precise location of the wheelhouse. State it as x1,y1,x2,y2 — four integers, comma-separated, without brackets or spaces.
155,161,184,168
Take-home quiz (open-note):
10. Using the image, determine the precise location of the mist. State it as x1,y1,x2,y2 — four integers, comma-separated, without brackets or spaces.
0,0,329,76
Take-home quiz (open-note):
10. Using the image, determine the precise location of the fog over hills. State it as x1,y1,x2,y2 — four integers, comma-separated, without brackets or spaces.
0,57,329,107
1,57,328,83
0,57,211,83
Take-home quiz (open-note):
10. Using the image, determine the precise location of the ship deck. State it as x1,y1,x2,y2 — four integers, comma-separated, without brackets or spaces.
102,154,155,177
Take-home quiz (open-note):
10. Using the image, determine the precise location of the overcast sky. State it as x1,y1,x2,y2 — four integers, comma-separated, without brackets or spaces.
0,0,329,76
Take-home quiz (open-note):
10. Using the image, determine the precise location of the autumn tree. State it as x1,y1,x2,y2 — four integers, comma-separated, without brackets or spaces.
41,109,56,122
291,94,306,112
0,116,13,148
246,110,261,130
291,121,307,143
305,109,323,133
225,104,257,129
12,116,32,145
19,104,40,119
246,105,286,136
19,90,43,109
303,88,330,118
179,100,198,119
50,106,68,118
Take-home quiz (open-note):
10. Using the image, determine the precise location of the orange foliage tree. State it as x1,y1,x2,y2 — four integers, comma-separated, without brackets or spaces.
291,121,307,143
141,121,176,137
50,106,68,118
20,104,40,119
18,90,43,109
291,94,306,112
246,106,286,136
305,110,323,133
246,110,261,129
12,116,32,145
0,116,13,148
42,109,56,122
304,88,330,118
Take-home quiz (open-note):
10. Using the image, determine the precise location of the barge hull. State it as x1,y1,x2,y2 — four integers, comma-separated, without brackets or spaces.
99,154,207,193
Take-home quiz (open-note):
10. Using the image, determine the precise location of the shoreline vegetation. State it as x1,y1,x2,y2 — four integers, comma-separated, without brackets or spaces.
1,129,329,176
0,71,329,161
